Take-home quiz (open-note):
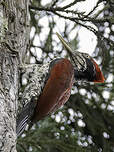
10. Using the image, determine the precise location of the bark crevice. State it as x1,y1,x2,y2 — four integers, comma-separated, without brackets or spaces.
0,0,30,151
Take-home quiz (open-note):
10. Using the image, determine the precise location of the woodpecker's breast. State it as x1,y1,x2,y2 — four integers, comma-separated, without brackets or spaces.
33,58,74,121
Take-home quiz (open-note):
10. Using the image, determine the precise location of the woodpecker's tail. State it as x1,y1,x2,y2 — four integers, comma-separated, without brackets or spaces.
16,97,37,137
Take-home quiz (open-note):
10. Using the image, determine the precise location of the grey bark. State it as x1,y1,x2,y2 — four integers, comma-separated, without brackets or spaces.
0,0,30,151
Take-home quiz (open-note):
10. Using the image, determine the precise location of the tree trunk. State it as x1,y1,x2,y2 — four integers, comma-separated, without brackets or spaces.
0,0,30,151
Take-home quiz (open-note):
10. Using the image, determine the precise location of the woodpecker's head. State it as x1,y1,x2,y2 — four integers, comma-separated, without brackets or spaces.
56,32,105,83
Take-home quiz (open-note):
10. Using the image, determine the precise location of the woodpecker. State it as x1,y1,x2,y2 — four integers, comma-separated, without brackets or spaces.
16,33,104,137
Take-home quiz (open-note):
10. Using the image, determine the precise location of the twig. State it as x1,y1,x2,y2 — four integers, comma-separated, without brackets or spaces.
29,4,113,47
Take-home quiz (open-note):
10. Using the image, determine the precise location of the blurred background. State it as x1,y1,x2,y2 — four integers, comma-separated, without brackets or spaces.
17,0,114,151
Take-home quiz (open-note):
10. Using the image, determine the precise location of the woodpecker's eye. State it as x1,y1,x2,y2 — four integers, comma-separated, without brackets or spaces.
86,55,89,58
83,53,90,58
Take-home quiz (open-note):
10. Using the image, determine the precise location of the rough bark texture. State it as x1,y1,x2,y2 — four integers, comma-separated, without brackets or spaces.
0,0,30,151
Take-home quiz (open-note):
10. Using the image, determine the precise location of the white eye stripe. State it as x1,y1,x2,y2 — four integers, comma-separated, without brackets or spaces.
73,53,87,71
70,51,92,72
73,55,84,67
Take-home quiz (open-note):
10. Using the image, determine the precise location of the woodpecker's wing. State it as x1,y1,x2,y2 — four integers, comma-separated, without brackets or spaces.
16,63,51,137
32,58,74,121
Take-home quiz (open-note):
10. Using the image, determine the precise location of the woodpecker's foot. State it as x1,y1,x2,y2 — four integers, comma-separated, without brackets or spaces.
19,64,38,69
19,64,34,73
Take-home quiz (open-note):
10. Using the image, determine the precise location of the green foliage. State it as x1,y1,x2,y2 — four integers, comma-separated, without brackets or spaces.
17,0,114,151
17,117,88,152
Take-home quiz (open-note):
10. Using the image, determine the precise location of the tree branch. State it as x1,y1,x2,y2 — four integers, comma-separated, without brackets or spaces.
29,4,113,47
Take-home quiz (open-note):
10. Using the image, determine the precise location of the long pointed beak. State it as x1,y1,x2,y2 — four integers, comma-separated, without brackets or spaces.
56,32,85,69
56,32,74,57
